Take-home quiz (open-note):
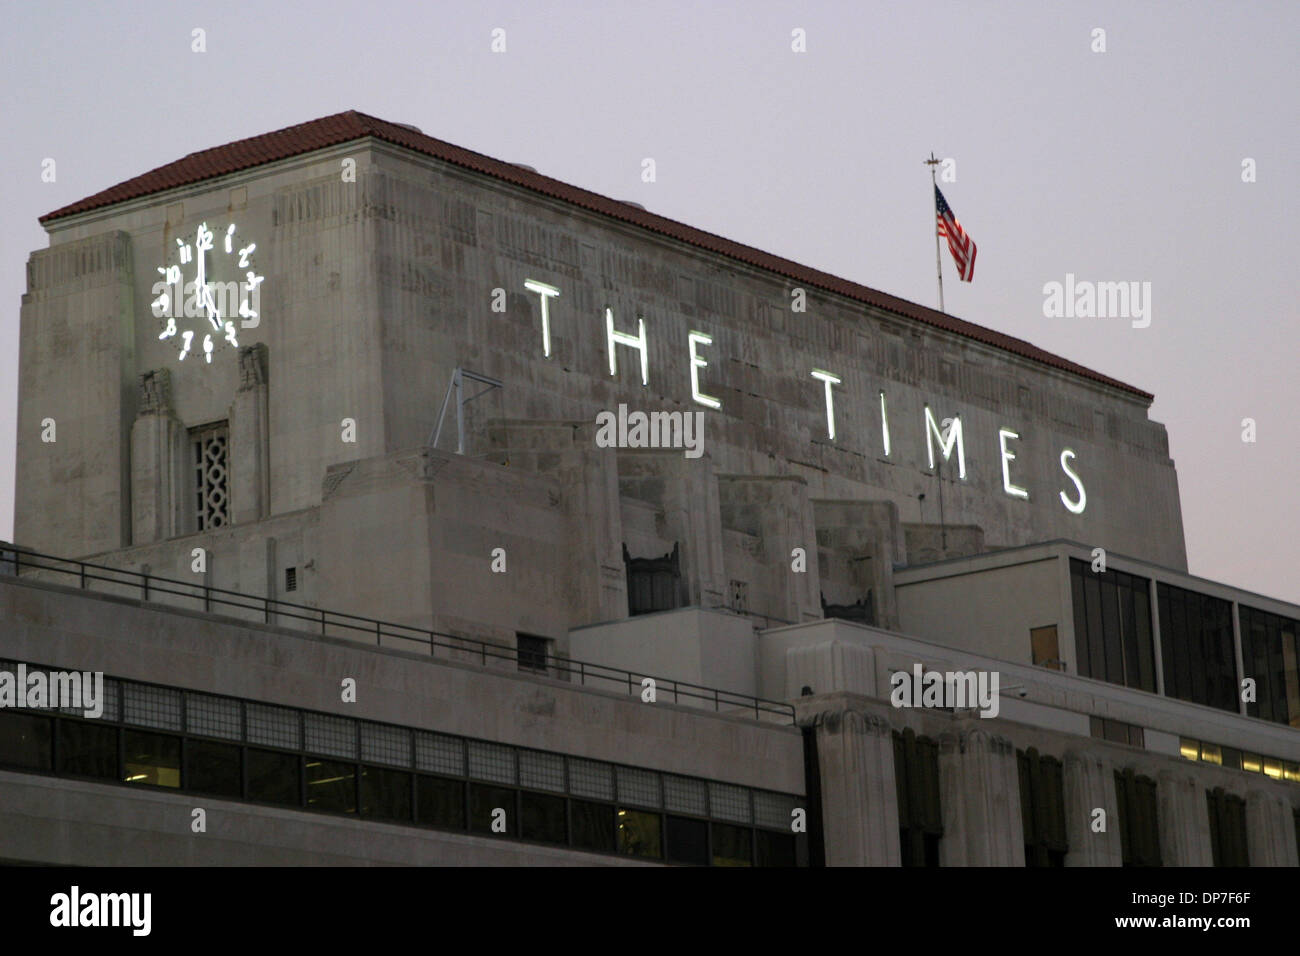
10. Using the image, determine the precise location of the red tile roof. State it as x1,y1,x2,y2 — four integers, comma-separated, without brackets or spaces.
41,110,1152,400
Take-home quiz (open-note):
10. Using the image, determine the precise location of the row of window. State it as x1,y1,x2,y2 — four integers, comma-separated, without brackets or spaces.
0,711,802,866
1068,560,1300,726
0,659,805,866
893,732,1070,868
892,730,1279,866
1179,737,1300,783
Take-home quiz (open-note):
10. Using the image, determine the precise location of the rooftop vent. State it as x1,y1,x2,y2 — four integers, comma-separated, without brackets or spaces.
392,122,423,134
510,163,538,173
620,200,647,210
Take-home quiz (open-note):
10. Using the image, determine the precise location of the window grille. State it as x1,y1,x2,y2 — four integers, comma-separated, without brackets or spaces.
191,423,230,531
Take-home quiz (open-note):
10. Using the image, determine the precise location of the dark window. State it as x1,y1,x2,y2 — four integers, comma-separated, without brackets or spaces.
624,543,682,616
756,829,798,867
519,791,566,844
894,728,943,866
0,712,52,770
57,720,118,780
571,800,615,854
1157,582,1237,712
306,758,356,813
1206,788,1249,867
285,567,297,592
1114,769,1162,867
185,739,241,797
360,766,411,822
470,783,515,835
247,748,300,807
1090,716,1145,748
821,591,875,626
123,730,181,788
617,808,662,858
416,774,466,830
1069,559,1156,692
666,815,709,866
1018,748,1068,866
516,634,549,674
711,822,753,867
1239,606,1300,728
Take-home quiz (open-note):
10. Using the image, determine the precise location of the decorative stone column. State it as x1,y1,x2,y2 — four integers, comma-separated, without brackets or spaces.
1063,750,1122,865
130,369,188,543
809,707,898,865
1156,770,1214,866
229,343,270,524
937,728,1023,865
1246,789,1299,867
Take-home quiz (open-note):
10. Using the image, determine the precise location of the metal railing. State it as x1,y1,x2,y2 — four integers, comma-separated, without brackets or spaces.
0,546,796,725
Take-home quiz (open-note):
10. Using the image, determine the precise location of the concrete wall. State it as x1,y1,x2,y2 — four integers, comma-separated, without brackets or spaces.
0,771,649,867
0,575,803,794
568,606,759,703
895,557,1061,665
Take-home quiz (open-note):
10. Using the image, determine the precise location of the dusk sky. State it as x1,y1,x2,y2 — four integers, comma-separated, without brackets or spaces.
1,0,1295,602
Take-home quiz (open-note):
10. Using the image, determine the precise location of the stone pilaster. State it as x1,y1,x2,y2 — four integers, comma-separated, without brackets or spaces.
1063,750,1122,865
810,708,898,865
937,728,1023,865
130,369,188,543
1156,770,1214,866
229,343,270,525
1246,789,1299,867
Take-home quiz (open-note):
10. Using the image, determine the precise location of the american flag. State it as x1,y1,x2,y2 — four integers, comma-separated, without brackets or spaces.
935,186,977,282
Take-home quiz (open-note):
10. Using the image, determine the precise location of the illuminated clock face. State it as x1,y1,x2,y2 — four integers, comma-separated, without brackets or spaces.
151,221,262,364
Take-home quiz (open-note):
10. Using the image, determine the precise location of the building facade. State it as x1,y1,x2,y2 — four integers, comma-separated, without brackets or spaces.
1,111,1296,865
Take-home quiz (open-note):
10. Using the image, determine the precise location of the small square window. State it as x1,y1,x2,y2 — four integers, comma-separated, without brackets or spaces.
285,567,297,592
517,634,549,673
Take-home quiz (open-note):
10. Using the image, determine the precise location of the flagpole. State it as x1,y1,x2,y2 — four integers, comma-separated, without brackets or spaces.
924,152,944,313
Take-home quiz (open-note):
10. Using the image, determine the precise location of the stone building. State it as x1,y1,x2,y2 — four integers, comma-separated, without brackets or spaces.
1,111,1295,865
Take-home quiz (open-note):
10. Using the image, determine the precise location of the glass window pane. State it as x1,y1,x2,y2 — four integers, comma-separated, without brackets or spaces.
0,712,52,770
306,758,356,813
416,774,465,830
1133,584,1156,692
469,783,515,834
123,730,181,788
756,829,797,867
187,693,241,741
247,748,300,807
1099,577,1123,685
711,822,753,866
185,738,241,797
304,714,356,760
57,720,118,780
1070,561,1090,678
1083,573,1106,682
360,723,410,768
666,815,709,866
122,683,183,731
519,791,566,844
617,808,662,858
571,799,614,853
360,766,411,822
